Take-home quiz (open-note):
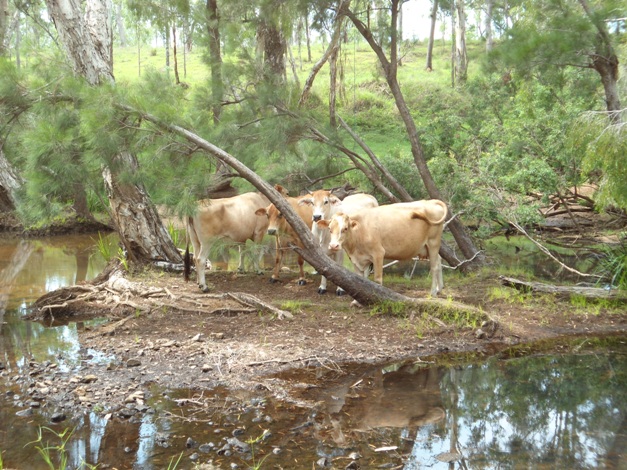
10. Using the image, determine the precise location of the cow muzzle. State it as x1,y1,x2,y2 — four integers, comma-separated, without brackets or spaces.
328,243,340,252
312,214,322,222
267,228,277,236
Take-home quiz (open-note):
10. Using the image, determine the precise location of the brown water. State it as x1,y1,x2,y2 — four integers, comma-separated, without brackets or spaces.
1,234,625,469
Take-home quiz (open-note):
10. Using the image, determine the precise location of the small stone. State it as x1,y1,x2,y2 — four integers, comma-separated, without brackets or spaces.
189,453,199,462
202,364,212,372
51,412,66,423
82,375,98,384
29,401,41,408
186,437,198,448
126,359,142,368
16,409,33,417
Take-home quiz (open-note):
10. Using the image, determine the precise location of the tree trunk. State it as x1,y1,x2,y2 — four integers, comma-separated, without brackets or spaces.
0,0,7,55
0,149,22,212
206,0,223,124
44,0,182,265
485,0,493,52
454,0,468,85
114,1,127,47
172,24,180,84
578,0,622,122
299,1,346,108
425,0,438,71
345,1,485,270
263,22,286,82
305,12,311,62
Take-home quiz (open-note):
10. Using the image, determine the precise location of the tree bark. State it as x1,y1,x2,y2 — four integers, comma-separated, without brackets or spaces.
44,0,181,265
578,0,622,122
206,0,223,124
485,0,493,52
454,0,468,85
114,1,127,47
345,2,484,270
425,0,438,71
0,147,22,212
0,0,8,55
299,1,346,107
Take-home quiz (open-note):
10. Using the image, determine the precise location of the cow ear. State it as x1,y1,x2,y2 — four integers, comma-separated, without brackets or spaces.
329,195,341,205
255,208,267,216
298,198,313,206
350,220,358,229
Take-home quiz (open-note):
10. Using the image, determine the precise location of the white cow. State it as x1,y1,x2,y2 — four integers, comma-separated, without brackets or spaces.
298,190,378,294
318,199,448,297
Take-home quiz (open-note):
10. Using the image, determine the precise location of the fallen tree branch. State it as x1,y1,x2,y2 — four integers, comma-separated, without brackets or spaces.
508,220,602,279
499,276,627,301
227,292,294,320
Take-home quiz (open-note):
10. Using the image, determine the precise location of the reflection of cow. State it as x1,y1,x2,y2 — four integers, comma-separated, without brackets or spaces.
184,187,288,292
255,194,313,285
298,191,379,294
318,200,447,296
318,364,444,446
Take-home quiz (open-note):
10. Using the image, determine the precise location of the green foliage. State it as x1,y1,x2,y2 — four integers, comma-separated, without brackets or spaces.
595,237,627,290
27,427,76,470
369,300,409,317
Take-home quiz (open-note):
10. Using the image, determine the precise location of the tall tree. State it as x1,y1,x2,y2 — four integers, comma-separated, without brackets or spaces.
425,0,439,71
344,0,484,268
453,0,468,85
485,0,493,52
206,0,222,124
43,0,181,264
0,0,23,212
501,0,623,122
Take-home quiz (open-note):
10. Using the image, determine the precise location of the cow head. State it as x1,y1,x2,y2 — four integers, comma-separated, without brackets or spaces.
299,190,341,222
255,204,284,236
319,212,354,252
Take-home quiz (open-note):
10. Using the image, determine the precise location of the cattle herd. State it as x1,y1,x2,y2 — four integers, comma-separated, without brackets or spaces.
184,185,448,299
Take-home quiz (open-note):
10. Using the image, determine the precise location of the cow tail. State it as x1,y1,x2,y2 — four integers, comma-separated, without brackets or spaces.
184,217,192,282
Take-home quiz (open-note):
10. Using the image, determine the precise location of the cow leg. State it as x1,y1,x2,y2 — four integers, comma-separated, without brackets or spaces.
236,245,245,273
318,275,328,294
196,243,212,292
297,254,307,285
333,250,346,296
251,244,265,275
430,253,443,296
270,236,282,283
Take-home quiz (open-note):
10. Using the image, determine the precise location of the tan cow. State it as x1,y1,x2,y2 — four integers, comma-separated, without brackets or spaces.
298,190,379,294
184,186,288,292
255,194,313,285
318,199,448,296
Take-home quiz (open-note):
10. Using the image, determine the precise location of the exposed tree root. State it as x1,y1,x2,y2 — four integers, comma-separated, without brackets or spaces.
27,266,293,324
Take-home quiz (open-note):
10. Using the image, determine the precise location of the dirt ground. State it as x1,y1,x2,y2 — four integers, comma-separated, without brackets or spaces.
23,254,627,420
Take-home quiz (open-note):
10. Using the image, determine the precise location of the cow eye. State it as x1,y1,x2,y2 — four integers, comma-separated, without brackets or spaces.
278,213,283,219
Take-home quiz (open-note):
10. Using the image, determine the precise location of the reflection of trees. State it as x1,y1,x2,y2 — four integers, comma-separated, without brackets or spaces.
0,241,35,370
437,348,627,467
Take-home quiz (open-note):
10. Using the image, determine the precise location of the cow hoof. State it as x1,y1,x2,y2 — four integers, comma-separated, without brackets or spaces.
269,278,279,284
317,288,327,295
200,286,210,293
350,300,363,308
336,289,346,296
298,279,307,286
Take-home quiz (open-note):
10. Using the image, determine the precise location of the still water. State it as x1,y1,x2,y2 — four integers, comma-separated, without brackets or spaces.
0,234,625,469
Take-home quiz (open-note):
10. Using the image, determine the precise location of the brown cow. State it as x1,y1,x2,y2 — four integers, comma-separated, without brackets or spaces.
255,194,313,285
298,191,378,294
318,200,447,297
184,186,288,292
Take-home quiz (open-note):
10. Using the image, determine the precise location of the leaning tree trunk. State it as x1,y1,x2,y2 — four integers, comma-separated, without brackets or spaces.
346,0,484,269
44,0,182,264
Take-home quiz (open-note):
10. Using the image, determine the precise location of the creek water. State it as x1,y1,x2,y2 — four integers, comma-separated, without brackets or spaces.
1,234,625,469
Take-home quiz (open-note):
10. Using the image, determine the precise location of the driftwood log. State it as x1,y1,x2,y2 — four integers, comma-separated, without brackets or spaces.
499,276,627,301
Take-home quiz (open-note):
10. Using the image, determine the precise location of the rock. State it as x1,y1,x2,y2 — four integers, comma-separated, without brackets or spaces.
29,401,41,408
51,412,67,423
186,437,198,448
126,358,142,368
199,443,214,453
226,437,250,454
82,375,98,383
316,457,329,467
202,364,212,372
189,452,199,462
16,409,33,417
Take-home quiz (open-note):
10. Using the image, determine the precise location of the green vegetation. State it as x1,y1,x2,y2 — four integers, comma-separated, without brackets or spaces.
26,427,98,470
